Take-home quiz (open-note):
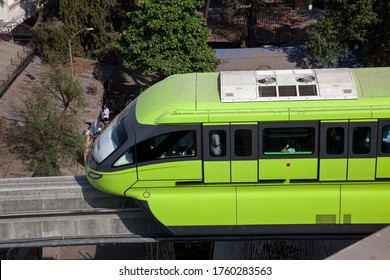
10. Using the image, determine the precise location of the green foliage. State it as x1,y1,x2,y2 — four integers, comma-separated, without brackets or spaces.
10,69,85,176
305,13,349,67
364,1,390,66
37,0,134,61
305,0,387,67
41,67,85,112
58,0,117,57
115,0,220,81
35,19,69,63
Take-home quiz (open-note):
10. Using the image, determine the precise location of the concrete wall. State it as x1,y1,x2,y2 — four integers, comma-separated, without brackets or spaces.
0,0,36,26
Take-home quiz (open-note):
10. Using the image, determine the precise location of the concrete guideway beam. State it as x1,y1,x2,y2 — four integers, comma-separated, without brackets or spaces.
0,176,167,248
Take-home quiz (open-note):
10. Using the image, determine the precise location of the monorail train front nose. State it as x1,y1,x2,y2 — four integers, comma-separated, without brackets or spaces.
85,101,139,197
86,164,138,197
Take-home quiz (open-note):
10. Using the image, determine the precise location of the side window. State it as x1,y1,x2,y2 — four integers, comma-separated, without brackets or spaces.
209,130,226,157
326,127,344,155
382,125,390,153
263,127,315,155
352,127,371,154
234,129,252,156
113,147,135,167
137,130,196,163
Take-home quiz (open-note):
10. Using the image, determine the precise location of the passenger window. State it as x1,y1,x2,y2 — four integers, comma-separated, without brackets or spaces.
352,127,371,154
113,147,135,167
381,125,390,153
263,127,315,155
234,129,252,156
137,131,196,163
209,130,226,157
326,127,344,155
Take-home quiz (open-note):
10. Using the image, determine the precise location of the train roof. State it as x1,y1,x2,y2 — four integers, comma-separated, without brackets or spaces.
135,67,390,125
220,69,357,102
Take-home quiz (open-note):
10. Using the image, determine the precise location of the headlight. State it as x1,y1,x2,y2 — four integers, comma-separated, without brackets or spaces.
88,172,102,179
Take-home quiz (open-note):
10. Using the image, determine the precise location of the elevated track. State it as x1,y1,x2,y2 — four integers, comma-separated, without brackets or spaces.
0,176,168,248
1,175,387,259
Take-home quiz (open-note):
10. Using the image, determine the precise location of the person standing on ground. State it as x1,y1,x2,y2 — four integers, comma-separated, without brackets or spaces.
103,105,110,124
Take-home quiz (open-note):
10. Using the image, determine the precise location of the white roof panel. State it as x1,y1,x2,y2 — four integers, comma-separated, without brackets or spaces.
220,69,357,102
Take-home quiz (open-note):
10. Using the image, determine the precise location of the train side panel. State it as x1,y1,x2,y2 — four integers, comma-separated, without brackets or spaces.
341,184,390,224
237,185,340,225
129,186,236,226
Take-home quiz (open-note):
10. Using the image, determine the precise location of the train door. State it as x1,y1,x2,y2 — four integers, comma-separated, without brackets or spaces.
347,121,377,180
376,120,390,178
258,122,318,181
230,124,258,182
202,124,258,183
340,121,390,230
320,120,378,181
319,121,348,181
202,124,231,183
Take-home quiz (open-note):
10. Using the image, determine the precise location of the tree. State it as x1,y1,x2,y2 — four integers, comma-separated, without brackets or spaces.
305,0,389,67
365,1,390,66
115,0,220,81
36,0,136,62
35,19,69,63
58,0,116,57
10,69,85,176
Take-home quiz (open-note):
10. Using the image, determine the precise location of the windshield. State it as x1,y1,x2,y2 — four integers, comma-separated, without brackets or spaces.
92,101,135,163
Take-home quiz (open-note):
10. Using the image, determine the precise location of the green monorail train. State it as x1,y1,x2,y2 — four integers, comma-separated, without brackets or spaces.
86,67,390,236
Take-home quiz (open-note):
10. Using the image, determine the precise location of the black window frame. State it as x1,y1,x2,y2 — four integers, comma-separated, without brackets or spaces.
203,126,230,161
231,125,258,160
348,122,377,158
378,120,390,156
136,129,198,165
320,122,348,159
259,121,319,159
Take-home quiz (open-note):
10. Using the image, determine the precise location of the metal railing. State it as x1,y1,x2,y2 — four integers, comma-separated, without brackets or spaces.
0,45,34,98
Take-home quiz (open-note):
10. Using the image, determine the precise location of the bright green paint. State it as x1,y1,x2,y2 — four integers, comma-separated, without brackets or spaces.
341,184,390,223
289,107,372,121
347,158,376,180
137,160,202,181
202,122,230,126
203,161,230,183
320,120,349,123
142,187,236,226
208,110,290,123
231,161,258,182
259,158,318,180
349,119,377,123
264,152,312,155
85,165,137,197
353,68,390,98
237,185,340,225
136,74,197,125
320,159,347,181
87,67,390,229
376,157,390,178
372,107,390,118
157,111,209,124
135,68,390,126
132,180,177,188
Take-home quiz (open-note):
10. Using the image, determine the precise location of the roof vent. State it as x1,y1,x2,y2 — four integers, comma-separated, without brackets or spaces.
296,75,315,83
219,69,357,102
258,76,276,84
